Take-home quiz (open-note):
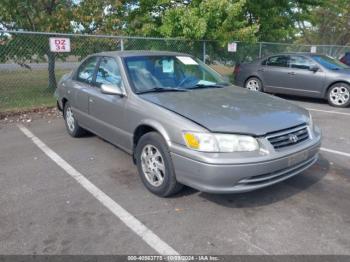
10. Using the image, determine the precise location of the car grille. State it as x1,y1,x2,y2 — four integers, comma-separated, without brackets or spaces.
267,125,310,149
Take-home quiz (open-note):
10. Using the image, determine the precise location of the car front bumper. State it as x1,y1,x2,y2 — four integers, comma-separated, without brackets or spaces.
170,137,321,194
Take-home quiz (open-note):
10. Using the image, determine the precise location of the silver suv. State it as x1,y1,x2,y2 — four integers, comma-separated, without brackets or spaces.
56,51,321,197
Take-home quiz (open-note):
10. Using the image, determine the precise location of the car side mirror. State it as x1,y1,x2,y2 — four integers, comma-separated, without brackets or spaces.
101,84,125,96
309,65,319,72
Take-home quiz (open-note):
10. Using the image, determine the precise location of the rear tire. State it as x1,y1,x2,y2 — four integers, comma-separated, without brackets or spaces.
63,102,86,137
135,132,183,197
327,83,350,107
245,77,263,92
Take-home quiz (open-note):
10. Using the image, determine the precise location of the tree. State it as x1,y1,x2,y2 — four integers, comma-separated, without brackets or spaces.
125,0,190,37
125,0,321,43
0,0,74,89
72,0,125,35
126,0,258,42
122,0,321,64
297,0,350,46
0,0,127,89
244,0,321,42
70,0,126,63
160,0,259,42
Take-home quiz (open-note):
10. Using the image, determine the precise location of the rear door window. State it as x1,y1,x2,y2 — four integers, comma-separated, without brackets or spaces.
266,55,289,67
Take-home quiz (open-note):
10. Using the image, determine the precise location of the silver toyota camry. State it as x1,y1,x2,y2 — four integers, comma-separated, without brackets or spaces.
55,51,321,197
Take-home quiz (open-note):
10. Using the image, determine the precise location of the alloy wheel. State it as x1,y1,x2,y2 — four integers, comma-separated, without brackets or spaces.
65,107,75,132
329,86,350,106
140,144,165,187
246,79,260,91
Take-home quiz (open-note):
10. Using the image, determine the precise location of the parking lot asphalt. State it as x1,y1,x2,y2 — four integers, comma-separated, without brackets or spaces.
0,97,350,255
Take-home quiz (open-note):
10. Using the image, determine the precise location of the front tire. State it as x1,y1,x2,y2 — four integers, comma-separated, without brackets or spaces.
135,132,183,197
327,83,350,107
245,77,263,91
63,102,86,137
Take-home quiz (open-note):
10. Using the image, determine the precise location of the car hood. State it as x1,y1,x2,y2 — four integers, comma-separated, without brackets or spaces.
140,86,309,136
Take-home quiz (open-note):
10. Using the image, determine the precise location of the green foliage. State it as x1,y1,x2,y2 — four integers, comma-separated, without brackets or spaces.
1,0,325,44
297,0,350,45
127,0,259,42
125,0,320,43
243,0,321,42
0,0,75,89
0,0,73,32
73,0,124,34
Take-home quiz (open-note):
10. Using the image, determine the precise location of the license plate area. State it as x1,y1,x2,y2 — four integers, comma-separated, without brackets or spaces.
288,150,309,166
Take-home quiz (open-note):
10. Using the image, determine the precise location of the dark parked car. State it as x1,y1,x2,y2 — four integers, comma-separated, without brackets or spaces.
340,52,350,66
234,53,350,107
55,51,321,197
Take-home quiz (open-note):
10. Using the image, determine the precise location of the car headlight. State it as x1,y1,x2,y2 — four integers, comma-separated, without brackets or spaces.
308,112,314,138
308,112,313,127
183,132,259,152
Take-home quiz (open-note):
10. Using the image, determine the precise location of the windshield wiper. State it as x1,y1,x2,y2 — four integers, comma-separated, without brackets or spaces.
186,83,228,90
137,86,188,94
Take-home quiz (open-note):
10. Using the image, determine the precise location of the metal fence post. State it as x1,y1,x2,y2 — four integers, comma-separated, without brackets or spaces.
120,38,124,51
203,41,206,63
259,42,262,58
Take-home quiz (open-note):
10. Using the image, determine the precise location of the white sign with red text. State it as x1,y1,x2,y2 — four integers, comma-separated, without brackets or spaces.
49,37,71,52
310,46,317,53
227,42,237,52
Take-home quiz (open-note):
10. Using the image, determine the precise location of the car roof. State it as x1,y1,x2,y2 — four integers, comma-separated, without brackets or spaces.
258,52,325,61
267,52,323,56
93,50,192,58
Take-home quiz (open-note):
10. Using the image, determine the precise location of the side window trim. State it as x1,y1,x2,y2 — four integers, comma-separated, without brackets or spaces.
91,56,102,87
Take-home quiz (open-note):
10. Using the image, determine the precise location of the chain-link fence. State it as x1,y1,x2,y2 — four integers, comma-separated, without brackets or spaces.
0,31,208,112
259,42,350,59
1,30,350,113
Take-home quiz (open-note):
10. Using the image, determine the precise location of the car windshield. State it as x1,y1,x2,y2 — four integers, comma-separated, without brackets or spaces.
124,55,229,93
311,54,350,70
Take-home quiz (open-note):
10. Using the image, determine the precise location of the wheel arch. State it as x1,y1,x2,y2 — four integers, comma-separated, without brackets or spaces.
244,75,264,91
62,97,68,107
324,81,350,98
244,75,263,86
132,120,171,163
59,97,68,115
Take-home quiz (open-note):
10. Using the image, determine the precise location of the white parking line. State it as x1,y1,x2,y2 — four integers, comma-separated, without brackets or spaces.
306,108,350,116
321,147,350,158
17,124,179,256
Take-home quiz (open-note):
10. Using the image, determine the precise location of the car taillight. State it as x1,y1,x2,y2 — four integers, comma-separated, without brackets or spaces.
233,64,240,75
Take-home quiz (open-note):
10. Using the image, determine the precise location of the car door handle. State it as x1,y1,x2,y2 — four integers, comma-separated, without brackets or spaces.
288,71,296,75
258,68,265,72
89,98,94,103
